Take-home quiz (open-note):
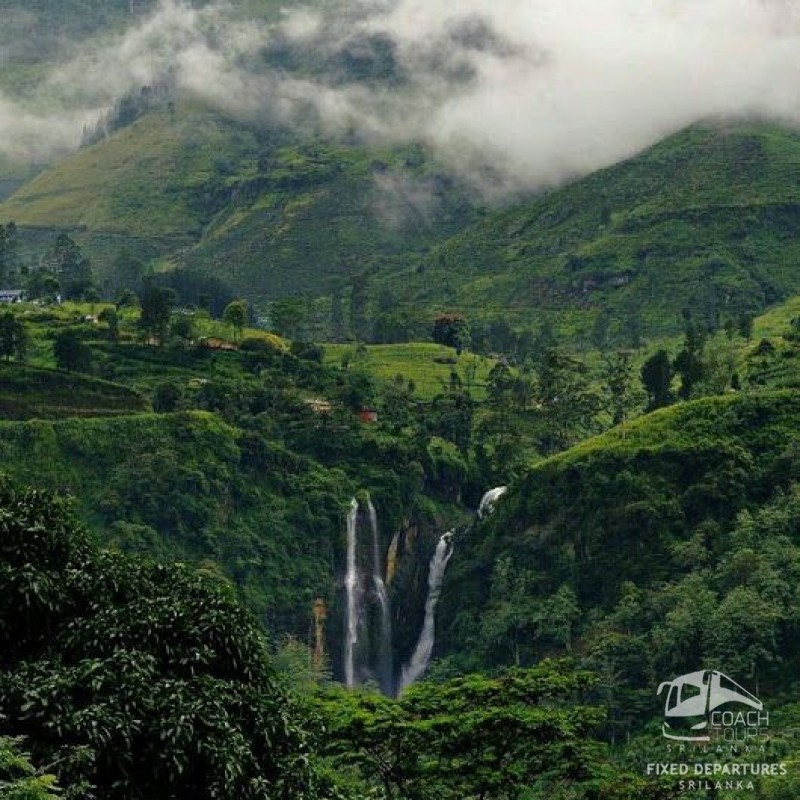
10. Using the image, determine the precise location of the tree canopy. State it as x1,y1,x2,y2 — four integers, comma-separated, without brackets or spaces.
0,476,319,800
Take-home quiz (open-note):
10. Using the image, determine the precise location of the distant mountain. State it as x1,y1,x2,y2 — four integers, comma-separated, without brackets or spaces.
5,107,800,347
0,103,481,302
386,122,800,344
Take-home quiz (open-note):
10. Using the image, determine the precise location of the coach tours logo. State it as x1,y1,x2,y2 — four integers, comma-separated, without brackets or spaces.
657,669,768,743
646,670,789,792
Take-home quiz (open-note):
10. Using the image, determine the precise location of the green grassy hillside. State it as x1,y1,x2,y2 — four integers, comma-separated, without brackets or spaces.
0,106,479,302
438,389,800,727
182,139,478,300
0,361,149,418
386,122,800,344
323,342,495,400
0,107,261,280
1,107,259,236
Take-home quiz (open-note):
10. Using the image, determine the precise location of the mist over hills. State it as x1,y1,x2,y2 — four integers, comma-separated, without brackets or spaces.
3,1,800,178
2,0,800,342
387,122,800,341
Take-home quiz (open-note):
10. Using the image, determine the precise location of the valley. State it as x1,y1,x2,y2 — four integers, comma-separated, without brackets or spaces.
2,1,800,798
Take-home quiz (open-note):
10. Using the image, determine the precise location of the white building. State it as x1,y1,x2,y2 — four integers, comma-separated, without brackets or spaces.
0,289,23,304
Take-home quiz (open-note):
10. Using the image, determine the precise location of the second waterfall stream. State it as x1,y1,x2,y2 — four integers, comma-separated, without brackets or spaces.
398,485,508,691
398,529,455,691
368,498,394,696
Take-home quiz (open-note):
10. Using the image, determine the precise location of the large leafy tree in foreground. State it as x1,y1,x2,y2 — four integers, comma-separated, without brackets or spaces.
315,663,676,800
0,477,318,800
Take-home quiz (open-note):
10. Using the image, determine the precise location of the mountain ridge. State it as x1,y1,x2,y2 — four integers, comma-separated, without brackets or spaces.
381,122,800,340
4,110,800,349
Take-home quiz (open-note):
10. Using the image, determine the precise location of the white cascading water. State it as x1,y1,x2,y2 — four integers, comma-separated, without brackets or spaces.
399,530,455,691
343,498,360,688
344,486,506,692
368,498,393,695
478,485,508,519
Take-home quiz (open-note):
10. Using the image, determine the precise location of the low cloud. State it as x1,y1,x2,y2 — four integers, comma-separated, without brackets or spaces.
0,96,92,162
275,0,800,192
2,0,800,192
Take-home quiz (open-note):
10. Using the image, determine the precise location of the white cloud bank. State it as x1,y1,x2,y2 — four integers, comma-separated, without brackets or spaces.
1,0,799,191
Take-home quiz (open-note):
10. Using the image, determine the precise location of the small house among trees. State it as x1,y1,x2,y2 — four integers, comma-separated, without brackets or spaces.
359,408,379,423
198,337,238,352
0,290,23,304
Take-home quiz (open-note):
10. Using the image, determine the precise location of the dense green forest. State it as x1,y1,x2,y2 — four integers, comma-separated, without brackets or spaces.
1,290,800,795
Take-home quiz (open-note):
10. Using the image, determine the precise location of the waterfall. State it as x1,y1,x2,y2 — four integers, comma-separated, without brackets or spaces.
342,486,507,692
343,498,360,687
341,496,393,693
368,499,394,695
399,530,455,691
478,485,507,519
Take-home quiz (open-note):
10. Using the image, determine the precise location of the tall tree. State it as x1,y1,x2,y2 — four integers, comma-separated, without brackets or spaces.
50,233,93,300
349,274,370,341
139,283,176,345
640,349,674,411
0,222,18,288
486,361,515,409
674,324,707,400
0,312,26,362
53,329,92,372
738,312,755,341
602,350,642,429
98,307,120,341
25,269,60,301
535,347,599,452
432,313,470,355
108,249,145,296
269,297,307,340
222,299,248,342
429,383,474,453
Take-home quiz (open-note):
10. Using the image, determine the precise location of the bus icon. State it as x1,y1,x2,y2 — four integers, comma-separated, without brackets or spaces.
657,670,762,741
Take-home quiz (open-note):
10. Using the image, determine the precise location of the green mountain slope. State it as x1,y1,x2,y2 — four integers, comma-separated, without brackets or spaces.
438,389,800,704
388,122,800,343
7,114,800,346
0,104,479,301
0,361,149,418
0,107,261,280
0,382,450,651
1,107,254,236
0,411,356,634
182,140,477,300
